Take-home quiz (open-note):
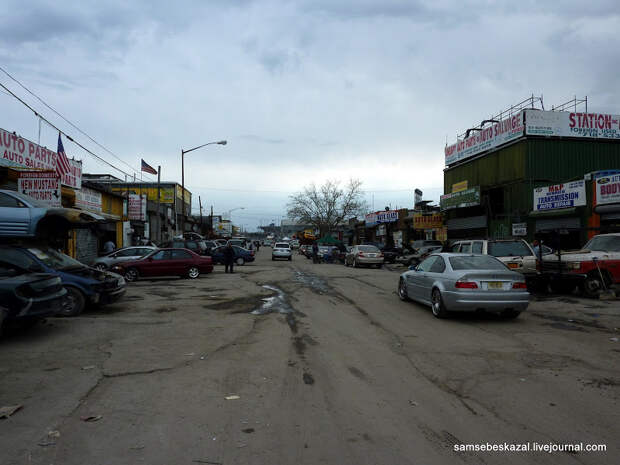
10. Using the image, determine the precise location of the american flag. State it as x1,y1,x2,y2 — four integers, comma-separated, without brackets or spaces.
55,133,72,178
141,159,158,175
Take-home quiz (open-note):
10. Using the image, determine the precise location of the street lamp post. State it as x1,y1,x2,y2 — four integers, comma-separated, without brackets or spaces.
181,140,227,234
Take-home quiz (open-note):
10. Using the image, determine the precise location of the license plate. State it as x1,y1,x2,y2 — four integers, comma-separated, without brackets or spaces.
507,263,519,269
487,282,503,289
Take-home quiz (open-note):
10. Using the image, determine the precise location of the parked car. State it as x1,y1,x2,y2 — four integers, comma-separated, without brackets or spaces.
210,246,255,265
290,239,300,249
182,232,204,241
160,239,209,256
449,239,538,277
112,248,213,281
215,239,228,247
203,240,219,254
0,246,126,316
0,189,103,240
396,245,443,266
541,233,620,296
264,239,273,247
345,245,384,268
0,260,66,332
410,240,443,253
398,253,529,318
92,246,157,270
272,242,292,261
361,242,401,263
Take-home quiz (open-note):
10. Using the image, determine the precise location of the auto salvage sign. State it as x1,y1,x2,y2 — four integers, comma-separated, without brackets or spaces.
365,210,399,227
533,180,586,211
596,173,620,205
0,127,82,188
17,171,62,207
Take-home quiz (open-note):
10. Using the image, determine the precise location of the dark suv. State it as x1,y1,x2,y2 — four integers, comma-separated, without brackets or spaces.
160,239,208,256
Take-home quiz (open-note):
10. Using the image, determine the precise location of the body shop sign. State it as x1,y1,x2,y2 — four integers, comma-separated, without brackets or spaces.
445,112,524,165
596,173,620,205
365,210,399,227
0,127,82,188
533,180,586,211
17,171,61,207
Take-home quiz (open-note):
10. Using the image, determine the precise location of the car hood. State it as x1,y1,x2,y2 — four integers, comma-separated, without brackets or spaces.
543,250,620,261
62,265,121,282
45,208,105,226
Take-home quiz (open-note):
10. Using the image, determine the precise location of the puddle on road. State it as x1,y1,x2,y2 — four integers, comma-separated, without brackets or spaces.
251,285,293,315
294,270,330,295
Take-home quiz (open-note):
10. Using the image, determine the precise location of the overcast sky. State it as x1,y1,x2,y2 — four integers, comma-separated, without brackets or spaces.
2,0,619,230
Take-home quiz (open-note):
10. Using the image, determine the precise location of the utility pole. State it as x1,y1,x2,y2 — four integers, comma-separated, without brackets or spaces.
199,196,203,235
156,166,161,244
210,205,213,238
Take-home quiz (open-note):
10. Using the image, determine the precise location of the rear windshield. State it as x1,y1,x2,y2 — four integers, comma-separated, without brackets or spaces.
450,255,508,270
583,235,620,252
487,241,532,257
358,245,379,252
275,243,290,248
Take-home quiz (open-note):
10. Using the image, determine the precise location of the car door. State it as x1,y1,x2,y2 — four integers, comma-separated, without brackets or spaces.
139,250,169,276
170,249,193,274
472,241,484,254
420,256,447,303
407,255,438,300
460,242,472,254
0,192,31,236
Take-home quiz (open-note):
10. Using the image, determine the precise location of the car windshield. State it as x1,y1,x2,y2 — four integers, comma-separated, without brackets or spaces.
487,241,532,257
275,243,289,248
28,247,85,270
449,255,509,270
358,245,379,252
583,235,620,252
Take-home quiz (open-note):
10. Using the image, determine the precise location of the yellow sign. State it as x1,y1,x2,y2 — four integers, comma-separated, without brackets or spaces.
452,180,468,193
413,213,443,230
303,229,317,240
109,186,176,204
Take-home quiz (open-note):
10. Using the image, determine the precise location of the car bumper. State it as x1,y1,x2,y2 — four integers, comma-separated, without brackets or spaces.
358,257,384,265
11,289,67,320
93,286,126,305
272,252,292,258
441,290,530,312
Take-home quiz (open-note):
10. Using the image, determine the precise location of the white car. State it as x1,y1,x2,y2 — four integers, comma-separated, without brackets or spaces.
272,242,292,261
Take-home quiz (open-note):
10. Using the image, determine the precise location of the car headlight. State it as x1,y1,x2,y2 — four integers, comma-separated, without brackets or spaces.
118,276,126,286
566,262,581,270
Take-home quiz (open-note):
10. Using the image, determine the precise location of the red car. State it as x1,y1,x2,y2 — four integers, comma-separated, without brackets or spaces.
111,248,213,282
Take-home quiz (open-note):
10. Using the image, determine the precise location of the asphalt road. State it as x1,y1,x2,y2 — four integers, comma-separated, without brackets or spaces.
1,248,619,465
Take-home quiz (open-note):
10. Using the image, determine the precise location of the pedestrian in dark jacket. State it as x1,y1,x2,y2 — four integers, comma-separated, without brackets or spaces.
312,242,319,264
223,243,235,273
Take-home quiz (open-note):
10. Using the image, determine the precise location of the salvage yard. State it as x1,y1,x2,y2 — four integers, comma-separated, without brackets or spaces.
1,249,619,465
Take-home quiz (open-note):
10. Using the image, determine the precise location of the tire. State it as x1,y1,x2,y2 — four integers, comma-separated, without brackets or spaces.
59,287,86,317
125,267,139,282
235,257,245,266
288,256,292,261
398,278,410,301
431,288,448,318
187,266,200,279
581,272,609,298
502,309,521,319
353,259,359,268
272,257,275,261
376,264,383,269
94,263,107,271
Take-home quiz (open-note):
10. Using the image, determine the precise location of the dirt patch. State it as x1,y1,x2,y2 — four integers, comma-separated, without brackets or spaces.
530,312,607,330
348,366,368,381
203,295,263,312
155,306,177,313
303,372,315,385
147,290,178,298
546,322,587,332
582,378,620,389
242,428,255,433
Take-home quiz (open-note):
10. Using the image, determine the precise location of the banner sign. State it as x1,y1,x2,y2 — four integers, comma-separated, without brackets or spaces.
533,180,586,211
0,127,82,188
512,222,527,236
440,186,481,211
595,173,620,206
17,171,61,207
76,187,102,213
413,214,443,229
365,210,399,227
452,180,468,193
128,194,147,221
525,110,620,139
445,111,524,165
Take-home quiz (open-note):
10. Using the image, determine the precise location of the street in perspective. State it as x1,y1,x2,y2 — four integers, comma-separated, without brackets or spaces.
1,2,620,465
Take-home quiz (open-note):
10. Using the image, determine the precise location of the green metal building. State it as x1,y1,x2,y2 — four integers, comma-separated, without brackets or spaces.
442,125,620,248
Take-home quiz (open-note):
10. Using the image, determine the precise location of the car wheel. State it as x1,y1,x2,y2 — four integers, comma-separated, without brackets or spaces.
581,273,608,298
376,264,382,269
187,266,200,279
94,263,107,271
353,259,359,268
431,288,448,318
235,257,245,266
60,287,86,317
125,267,139,282
288,256,292,261
272,256,275,261
398,278,410,301
501,309,521,319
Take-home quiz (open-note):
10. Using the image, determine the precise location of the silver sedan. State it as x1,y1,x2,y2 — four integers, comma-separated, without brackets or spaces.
398,253,529,319
91,246,158,270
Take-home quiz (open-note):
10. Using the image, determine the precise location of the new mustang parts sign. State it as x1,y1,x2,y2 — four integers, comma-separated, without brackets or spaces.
365,210,399,227
0,127,82,188
533,180,586,211
17,171,61,207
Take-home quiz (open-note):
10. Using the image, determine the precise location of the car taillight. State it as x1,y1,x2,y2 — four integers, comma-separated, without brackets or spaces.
512,282,527,289
251,251,255,256
358,252,365,257
455,280,478,289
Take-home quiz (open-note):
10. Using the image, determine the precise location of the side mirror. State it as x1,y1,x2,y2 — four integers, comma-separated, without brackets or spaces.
147,257,153,262
408,265,417,271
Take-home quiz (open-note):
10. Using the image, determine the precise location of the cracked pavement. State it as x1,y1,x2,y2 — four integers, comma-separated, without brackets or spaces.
1,249,618,464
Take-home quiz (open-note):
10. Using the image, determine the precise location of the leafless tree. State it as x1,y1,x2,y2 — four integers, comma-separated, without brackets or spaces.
287,179,367,237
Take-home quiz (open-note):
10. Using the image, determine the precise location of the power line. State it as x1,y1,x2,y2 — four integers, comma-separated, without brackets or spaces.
0,81,136,179
0,66,156,181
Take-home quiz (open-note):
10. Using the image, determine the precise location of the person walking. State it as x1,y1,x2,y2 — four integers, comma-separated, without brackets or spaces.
312,241,319,264
223,243,235,274
103,239,116,255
